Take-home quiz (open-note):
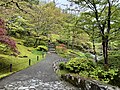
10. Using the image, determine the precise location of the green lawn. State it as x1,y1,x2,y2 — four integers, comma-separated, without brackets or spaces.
0,39,45,79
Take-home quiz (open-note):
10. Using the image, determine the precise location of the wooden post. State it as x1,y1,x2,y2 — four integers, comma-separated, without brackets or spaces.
10,64,12,72
42,53,44,58
37,56,39,61
29,59,31,66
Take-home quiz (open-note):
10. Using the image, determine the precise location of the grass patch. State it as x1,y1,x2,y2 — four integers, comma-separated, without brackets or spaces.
0,38,45,79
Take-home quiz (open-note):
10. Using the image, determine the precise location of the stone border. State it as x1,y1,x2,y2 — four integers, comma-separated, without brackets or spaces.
52,59,120,90
61,74,120,90
52,58,68,72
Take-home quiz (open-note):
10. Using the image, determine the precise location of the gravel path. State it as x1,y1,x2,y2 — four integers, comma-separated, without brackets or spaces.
0,53,80,90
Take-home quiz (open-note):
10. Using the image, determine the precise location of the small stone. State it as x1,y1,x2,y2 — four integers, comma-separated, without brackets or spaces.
8,85,13,87
43,83,50,88
18,86,29,90
29,86,35,89
31,79,36,82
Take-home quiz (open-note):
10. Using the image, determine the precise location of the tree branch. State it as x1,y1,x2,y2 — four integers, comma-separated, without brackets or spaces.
0,0,33,16
99,4,107,17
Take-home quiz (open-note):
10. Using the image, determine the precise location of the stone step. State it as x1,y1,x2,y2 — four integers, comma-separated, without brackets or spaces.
49,48,55,50
49,51,56,53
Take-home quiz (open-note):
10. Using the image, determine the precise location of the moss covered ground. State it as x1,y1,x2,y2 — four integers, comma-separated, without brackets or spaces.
0,38,44,79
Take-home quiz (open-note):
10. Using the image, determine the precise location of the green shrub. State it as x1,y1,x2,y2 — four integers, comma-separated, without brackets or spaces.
88,67,118,83
39,36,48,41
39,41,47,46
109,69,120,87
59,62,66,70
23,37,35,47
36,45,48,52
109,50,120,56
0,44,12,55
85,53,93,59
62,57,119,83
65,58,95,73
98,51,120,68
108,55,120,68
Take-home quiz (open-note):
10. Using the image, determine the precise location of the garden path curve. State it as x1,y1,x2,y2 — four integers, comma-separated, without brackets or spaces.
0,53,80,90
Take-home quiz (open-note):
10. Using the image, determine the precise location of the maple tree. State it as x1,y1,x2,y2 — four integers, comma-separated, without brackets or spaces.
0,18,18,53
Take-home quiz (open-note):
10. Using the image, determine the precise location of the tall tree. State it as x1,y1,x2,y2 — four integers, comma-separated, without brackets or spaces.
69,0,120,66
78,12,99,62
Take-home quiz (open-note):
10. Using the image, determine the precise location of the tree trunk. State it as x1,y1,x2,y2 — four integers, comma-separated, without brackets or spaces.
102,36,108,65
103,0,111,66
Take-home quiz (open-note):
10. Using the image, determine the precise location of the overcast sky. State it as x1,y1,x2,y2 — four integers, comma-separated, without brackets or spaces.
41,0,78,11
56,0,75,9
57,0,69,4
44,0,72,9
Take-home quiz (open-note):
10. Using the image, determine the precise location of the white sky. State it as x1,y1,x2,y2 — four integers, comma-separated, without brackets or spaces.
42,0,72,9
40,0,80,14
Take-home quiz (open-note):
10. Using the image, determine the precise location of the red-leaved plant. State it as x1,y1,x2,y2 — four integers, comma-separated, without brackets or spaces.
0,19,18,54
56,44,67,54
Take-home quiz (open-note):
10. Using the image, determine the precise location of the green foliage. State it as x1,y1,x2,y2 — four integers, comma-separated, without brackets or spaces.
39,41,47,46
98,50,120,68
97,50,120,83
85,53,93,59
24,0,39,5
39,36,48,41
31,50,43,55
61,57,119,83
65,58,95,73
8,15,32,38
109,69,120,87
50,34,60,42
0,44,11,55
108,55,120,68
89,67,118,83
36,45,48,52
0,40,43,79
59,62,66,70
0,0,120,87
68,50,86,58
23,37,35,47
